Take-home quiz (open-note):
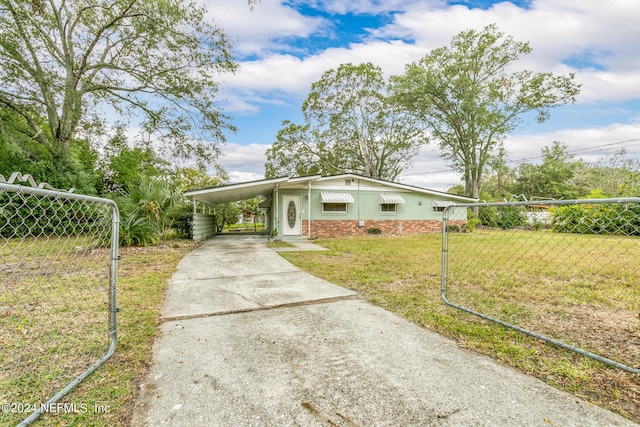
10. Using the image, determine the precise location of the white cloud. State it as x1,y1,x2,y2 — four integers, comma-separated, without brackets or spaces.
216,143,269,180
374,0,640,103
227,171,265,183
503,120,640,164
213,0,640,113
202,0,329,57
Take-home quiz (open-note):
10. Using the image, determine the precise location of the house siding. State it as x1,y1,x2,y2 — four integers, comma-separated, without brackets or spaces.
192,213,217,241
272,176,470,239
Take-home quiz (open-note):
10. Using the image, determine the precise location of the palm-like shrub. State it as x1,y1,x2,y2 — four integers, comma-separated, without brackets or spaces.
117,176,182,245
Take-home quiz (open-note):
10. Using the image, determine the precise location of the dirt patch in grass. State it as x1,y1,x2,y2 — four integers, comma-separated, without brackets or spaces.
279,233,640,423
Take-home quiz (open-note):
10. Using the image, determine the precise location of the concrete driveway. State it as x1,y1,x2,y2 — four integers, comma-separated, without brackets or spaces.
131,235,636,426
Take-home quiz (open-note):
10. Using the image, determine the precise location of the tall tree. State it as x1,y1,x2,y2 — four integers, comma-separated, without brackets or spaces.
482,146,515,200
97,127,167,195
172,166,227,193
265,121,324,178
0,0,237,167
573,149,640,197
266,62,427,180
0,106,99,192
391,24,580,198
512,141,584,200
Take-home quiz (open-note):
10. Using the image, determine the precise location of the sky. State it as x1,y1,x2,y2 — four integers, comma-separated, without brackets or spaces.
202,0,640,191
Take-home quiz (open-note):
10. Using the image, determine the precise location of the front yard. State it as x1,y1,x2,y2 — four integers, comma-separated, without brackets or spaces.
277,232,640,422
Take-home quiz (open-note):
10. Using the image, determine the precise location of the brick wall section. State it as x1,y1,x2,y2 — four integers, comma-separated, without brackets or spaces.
301,219,467,239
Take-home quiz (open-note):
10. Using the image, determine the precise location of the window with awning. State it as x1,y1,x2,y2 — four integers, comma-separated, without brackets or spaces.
320,192,354,203
378,193,405,214
320,192,353,213
378,193,405,204
432,200,456,212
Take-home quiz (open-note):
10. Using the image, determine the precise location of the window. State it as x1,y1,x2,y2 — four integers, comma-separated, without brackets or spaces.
433,200,455,213
378,193,404,214
320,192,353,213
380,203,396,213
323,203,347,213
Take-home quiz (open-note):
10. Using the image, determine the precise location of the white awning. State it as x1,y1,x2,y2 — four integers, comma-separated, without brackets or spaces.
378,193,405,204
320,192,354,203
432,200,456,207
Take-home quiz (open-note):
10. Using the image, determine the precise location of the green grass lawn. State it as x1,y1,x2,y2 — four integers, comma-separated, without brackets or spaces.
2,230,638,424
223,222,266,233
277,231,640,422
1,239,198,426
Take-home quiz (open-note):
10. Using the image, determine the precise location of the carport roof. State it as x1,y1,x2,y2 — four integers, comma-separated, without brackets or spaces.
184,176,321,205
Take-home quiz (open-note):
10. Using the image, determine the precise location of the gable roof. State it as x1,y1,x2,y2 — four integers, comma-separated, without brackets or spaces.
184,173,476,205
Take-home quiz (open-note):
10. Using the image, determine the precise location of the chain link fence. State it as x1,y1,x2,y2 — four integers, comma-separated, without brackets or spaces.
0,177,119,426
442,198,640,374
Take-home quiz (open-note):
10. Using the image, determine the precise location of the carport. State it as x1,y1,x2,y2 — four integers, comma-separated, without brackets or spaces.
184,176,320,241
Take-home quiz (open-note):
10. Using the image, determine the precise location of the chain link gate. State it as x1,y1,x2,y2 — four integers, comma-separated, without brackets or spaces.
0,174,119,426
442,198,640,374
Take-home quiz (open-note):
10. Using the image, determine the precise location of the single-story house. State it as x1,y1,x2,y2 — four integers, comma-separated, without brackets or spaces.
184,173,476,241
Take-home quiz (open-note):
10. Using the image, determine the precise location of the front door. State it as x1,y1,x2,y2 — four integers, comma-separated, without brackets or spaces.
282,195,301,236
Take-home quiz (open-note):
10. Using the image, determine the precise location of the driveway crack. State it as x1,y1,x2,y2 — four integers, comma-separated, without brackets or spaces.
159,294,362,323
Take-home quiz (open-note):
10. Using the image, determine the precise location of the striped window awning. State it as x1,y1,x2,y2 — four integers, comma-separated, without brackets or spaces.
432,200,456,207
378,193,406,204
320,192,354,203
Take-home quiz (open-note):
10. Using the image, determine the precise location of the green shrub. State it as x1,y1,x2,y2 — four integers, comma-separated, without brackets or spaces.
0,192,111,240
478,205,526,229
366,227,382,234
168,204,193,239
119,210,160,246
530,218,545,231
551,202,640,235
465,209,481,232
115,176,182,246
446,224,460,233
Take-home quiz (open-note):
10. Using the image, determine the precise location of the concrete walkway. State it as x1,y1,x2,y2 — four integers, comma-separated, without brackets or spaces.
131,235,636,426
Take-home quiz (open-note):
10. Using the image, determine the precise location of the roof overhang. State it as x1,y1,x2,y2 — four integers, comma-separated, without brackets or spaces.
184,176,322,205
184,177,289,205
183,173,477,206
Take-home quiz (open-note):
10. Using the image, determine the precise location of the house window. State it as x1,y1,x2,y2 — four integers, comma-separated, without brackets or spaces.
378,193,404,214
323,203,347,213
433,200,455,213
380,203,397,213
320,192,353,213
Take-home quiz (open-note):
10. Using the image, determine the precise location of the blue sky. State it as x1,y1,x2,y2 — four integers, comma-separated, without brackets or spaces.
202,0,640,190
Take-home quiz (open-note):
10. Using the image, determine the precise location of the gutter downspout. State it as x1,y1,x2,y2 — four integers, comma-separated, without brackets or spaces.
307,181,311,239
275,184,280,238
357,179,361,225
